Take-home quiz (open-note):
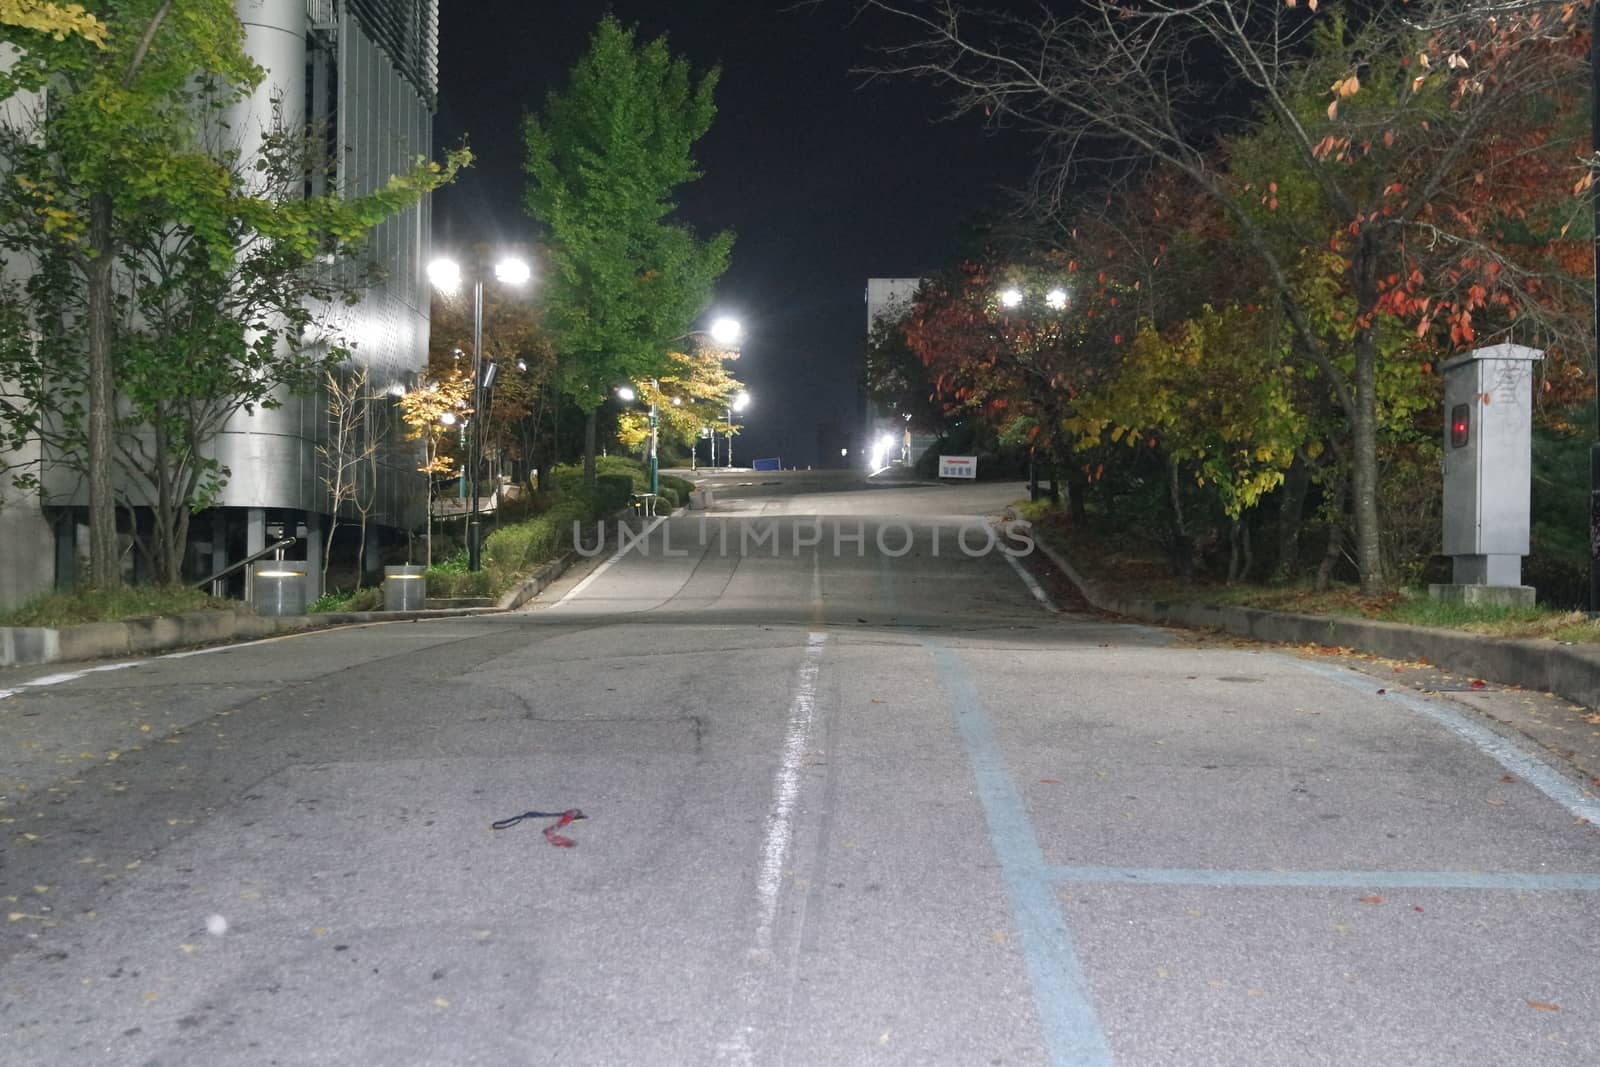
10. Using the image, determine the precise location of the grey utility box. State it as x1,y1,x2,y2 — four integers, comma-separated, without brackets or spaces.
1430,343,1542,606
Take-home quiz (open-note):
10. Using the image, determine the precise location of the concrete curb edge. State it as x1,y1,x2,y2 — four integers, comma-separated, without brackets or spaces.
1024,524,1600,711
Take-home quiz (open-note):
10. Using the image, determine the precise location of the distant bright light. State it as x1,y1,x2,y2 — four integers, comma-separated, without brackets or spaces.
999,288,1023,308
841,448,848,457
495,257,532,285
387,383,407,397
731,390,751,413
427,258,462,292
671,397,682,406
1045,287,1068,310
515,358,528,372
616,385,636,402
439,411,457,426
710,316,743,346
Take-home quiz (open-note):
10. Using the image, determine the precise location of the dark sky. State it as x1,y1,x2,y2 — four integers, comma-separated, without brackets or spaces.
433,1,1035,467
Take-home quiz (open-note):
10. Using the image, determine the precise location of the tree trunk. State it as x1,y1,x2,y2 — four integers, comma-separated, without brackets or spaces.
1274,456,1311,582
1350,234,1385,593
583,408,598,486
1166,455,1193,582
1316,474,1350,592
86,192,119,588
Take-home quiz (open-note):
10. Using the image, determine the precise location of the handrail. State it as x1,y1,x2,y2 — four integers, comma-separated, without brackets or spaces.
197,537,299,597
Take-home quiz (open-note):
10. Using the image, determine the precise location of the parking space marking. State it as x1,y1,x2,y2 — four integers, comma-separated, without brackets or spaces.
1299,661,1600,826
1045,867,1600,891
926,637,1112,1067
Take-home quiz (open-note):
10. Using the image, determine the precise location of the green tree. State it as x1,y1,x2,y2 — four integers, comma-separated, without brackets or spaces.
397,370,474,568
523,15,733,485
0,3,466,586
615,340,745,455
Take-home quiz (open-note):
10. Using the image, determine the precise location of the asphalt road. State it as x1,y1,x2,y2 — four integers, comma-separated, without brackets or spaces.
2,470,1598,1065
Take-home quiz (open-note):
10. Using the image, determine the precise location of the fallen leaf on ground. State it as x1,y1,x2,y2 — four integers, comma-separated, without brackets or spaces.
1376,689,1387,695
1499,775,1516,783
1527,1000,1561,1012
1039,778,1062,784
1470,679,1487,690
1358,895,1384,905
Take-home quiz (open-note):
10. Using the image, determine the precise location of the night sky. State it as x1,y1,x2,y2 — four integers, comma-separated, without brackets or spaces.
432,1,1034,467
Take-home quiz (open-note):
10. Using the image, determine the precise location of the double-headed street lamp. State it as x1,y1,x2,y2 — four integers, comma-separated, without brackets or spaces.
427,252,532,572
996,283,1070,502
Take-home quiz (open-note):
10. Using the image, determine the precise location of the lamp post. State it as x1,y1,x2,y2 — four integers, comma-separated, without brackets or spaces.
427,252,531,572
725,390,751,468
996,283,1069,502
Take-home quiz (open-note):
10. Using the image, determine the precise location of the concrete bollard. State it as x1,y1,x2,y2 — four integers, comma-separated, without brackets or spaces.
383,565,427,611
251,566,307,617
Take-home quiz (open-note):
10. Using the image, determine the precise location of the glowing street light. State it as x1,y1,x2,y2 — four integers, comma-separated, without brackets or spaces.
724,390,752,468
616,385,636,402
999,288,1024,309
710,316,743,347
427,250,532,572
1045,287,1069,310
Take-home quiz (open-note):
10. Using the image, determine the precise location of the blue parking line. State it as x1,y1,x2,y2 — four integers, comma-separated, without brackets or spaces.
1045,866,1600,891
925,638,1113,1067
1299,661,1600,826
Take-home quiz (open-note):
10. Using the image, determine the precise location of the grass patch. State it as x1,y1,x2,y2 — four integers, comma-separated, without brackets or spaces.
308,587,383,614
1032,518,1600,645
0,585,228,628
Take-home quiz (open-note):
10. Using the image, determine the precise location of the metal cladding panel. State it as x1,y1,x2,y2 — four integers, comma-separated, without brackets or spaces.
229,2,307,166
1440,345,1541,558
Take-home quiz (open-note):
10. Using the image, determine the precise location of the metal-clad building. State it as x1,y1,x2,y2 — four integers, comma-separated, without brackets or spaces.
2,1,441,605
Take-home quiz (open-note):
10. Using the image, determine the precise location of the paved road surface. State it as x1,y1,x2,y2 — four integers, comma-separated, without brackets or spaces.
2,471,1597,1065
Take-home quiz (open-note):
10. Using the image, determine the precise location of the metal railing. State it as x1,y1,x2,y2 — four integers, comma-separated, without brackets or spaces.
195,537,299,598
306,0,337,31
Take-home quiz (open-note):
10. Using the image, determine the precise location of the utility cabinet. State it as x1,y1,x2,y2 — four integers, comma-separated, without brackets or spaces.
1431,343,1542,605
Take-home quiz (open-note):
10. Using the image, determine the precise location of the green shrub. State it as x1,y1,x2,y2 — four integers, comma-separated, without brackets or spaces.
0,584,225,627
347,586,383,612
429,569,493,598
660,474,694,498
596,473,634,513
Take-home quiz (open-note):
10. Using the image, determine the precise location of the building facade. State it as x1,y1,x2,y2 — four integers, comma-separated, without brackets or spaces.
0,1,441,607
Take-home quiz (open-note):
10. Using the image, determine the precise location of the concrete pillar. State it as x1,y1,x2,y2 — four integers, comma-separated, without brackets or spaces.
304,511,324,599
247,508,266,557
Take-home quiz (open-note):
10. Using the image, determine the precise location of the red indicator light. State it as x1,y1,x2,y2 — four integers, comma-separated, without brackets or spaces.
1449,403,1470,448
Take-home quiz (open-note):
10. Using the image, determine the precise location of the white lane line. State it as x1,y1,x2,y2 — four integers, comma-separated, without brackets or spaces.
1006,550,1060,613
553,519,664,606
719,630,829,1065
753,630,828,951
0,661,139,701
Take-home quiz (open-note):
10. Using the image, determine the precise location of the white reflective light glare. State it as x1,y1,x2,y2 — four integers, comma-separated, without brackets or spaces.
439,412,457,426
495,257,532,285
710,316,743,346
731,390,751,413
999,288,1023,308
515,359,527,372
841,448,849,457
427,258,462,292
1045,287,1069,309
388,383,407,397
616,386,636,402
672,397,682,406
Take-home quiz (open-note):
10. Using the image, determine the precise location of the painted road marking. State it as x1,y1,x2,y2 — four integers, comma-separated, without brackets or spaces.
1006,550,1060,614
1300,661,1600,826
720,629,830,1065
925,637,1112,1067
1046,867,1600,891
553,518,665,606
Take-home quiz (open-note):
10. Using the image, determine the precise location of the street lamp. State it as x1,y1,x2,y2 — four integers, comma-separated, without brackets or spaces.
726,390,751,468
995,283,1070,502
427,251,532,571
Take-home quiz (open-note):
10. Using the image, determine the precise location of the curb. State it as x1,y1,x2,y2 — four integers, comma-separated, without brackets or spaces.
1028,528,1600,711
0,605,503,670
497,550,577,610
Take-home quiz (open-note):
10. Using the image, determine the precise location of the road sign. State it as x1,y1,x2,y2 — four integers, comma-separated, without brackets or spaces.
939,455,977,479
